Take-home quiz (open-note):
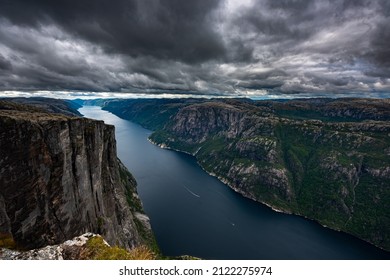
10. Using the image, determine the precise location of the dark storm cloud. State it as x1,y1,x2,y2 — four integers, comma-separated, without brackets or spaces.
366,19,390,68
0,0,225,63
234,0,376,55
0,54,12,71
0,0,389,97
225,0,390,95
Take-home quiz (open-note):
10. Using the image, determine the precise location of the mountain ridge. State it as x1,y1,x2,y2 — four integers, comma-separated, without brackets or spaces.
101,97,390,252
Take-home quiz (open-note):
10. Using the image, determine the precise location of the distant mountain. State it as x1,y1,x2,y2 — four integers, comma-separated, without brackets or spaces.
73,98,112,107
102,98,390,252
0,97,82,117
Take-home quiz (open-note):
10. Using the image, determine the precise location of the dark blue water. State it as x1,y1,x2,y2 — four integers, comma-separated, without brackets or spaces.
79,106,390,260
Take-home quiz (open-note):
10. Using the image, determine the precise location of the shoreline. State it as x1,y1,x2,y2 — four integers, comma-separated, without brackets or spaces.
147,137,389,254
148,138,296,215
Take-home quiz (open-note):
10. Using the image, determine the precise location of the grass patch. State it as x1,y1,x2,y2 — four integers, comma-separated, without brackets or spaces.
0,233,16,249
84,236,156,260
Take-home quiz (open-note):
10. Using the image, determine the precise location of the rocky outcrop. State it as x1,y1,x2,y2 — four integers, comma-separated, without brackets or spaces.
0,101,150,251
0,232,156,260
102,98,390,252
0,233,100,260
0,232,147,260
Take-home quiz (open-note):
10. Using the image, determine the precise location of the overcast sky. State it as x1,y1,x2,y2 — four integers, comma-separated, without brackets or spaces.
0,0,389,99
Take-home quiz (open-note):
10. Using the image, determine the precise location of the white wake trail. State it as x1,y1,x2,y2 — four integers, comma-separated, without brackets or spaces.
183,185,201,198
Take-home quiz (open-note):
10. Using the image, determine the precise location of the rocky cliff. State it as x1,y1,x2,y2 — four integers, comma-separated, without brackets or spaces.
0,100,152,251
0,233,155,260
102,98,390,252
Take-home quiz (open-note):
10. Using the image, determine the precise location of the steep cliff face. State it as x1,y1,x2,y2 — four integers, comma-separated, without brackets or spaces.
102,98,390,251
0,101,149,251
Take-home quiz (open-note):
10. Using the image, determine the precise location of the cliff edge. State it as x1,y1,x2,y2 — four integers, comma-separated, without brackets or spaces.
0,100,151,252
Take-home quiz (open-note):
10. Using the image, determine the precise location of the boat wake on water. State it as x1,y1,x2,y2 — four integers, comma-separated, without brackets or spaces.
183,185,201,198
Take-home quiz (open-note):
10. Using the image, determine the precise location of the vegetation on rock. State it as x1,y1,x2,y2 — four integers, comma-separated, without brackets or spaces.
102,98,390,252
83,236,156,260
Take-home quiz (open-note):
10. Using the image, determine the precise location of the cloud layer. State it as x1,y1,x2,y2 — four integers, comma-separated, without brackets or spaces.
0,0,389,98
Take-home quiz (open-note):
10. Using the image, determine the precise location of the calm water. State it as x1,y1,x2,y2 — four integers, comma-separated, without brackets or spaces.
79,106,390,260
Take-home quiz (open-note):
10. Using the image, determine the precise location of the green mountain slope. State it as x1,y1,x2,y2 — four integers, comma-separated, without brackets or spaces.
103,98,390,251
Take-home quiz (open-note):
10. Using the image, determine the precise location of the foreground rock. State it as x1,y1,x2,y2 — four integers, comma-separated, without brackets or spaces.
0,233,99,260
0,101,153,252
0,232,156,260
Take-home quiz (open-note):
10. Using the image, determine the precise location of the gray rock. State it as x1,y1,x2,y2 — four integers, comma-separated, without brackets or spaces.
0,102,147,251
0,233,104,260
